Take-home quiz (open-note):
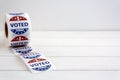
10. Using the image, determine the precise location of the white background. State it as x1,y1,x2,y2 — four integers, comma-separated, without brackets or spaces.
1,1,120,80
0,0,120,30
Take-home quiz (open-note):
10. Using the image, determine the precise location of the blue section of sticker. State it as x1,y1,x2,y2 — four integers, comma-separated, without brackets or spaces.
16,48,32,54
32,64,51,71
9,13,23,15
23,53,41,59
14,46,32,54
11,28,28,35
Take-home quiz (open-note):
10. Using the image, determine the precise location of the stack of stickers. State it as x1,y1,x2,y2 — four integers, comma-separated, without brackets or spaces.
5,13,53,73
12,46,52,73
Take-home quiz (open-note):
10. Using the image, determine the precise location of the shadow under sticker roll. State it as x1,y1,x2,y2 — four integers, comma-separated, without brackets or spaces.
5,13,54,73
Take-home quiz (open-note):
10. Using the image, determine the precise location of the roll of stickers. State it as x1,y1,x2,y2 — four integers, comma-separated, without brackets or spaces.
5,13,53,73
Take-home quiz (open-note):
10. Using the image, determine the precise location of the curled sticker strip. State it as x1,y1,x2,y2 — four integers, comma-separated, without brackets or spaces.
5,13,54,73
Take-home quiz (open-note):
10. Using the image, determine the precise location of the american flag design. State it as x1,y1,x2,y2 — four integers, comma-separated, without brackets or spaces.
11,28,28,35
11,36,28,42
9,16,27,21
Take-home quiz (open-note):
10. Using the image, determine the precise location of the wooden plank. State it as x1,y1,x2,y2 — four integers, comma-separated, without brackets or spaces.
30,31,120,46
31,31,120,38
0,31,120,80
2,31,120,46
0,71,120,80
1,31,120,56
29,46,120,56
1,56,120,70
1,46,120,57
30,38,120,46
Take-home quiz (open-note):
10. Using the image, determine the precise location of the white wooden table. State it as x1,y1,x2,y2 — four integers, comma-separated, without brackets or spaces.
0,31,120,80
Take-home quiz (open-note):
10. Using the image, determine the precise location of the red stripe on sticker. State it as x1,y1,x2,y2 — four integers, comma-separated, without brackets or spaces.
28,58,46,63
11,36,28,42
9,16,27,21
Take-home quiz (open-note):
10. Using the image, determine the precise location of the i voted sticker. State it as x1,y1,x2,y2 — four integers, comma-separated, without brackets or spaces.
9,16,29,35
11,42,28,46
27,58,51,71
32,64,51,71
15,46,32,54
22,52,41,59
